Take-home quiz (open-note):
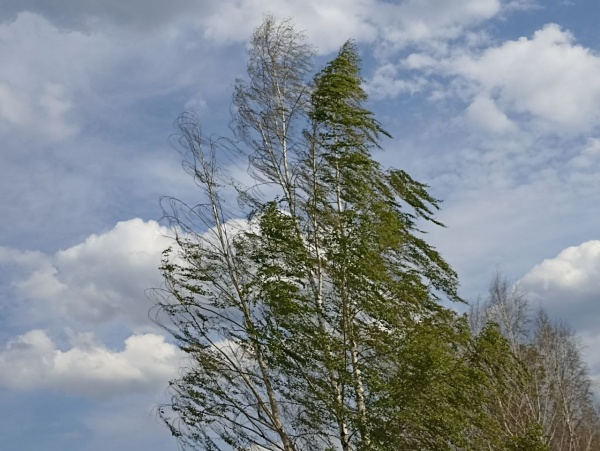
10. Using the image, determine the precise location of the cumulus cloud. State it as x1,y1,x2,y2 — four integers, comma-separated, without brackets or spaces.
520,241,600,332
386,23,600,135
370,0,501,54
0,330,182,398
456,24,600,132
466,95,516,134
410,24,600,133
367,63,427,99
195,0,375,53
194,0,499,54
3,219,171,327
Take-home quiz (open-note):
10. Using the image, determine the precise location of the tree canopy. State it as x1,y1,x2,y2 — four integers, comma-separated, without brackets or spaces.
151,16,596,451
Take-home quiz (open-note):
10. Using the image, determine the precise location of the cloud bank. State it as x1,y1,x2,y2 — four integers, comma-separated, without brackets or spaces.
1,0,509,54
1,219,171,327
0,331,182,398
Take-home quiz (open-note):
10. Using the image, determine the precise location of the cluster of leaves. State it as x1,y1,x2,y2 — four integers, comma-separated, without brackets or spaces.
150,16,595,451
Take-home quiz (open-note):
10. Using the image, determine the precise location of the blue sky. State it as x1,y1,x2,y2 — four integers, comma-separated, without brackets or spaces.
0,1,599,449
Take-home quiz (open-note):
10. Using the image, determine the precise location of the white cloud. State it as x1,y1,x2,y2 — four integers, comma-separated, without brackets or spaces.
0,330,182,398
457,24,600,132
466,95,516,134
4,219,171,327
519,241,600,332
194,0,378,53
521,241,600,293
372,0,501,52
385,23,600,135
517,241,600,383
0,246,45,268
183,94,207,114
1,0,508,55
367,63,426,99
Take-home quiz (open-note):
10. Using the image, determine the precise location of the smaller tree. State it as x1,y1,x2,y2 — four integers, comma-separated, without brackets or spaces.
469,272,600,451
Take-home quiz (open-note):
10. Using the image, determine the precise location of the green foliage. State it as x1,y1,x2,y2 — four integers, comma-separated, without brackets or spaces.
152,17,544,451
507,424,550,451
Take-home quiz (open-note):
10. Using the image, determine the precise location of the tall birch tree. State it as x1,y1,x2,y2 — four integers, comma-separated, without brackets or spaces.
153,16,534,451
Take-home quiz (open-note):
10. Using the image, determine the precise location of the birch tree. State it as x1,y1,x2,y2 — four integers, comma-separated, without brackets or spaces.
152,17,530,451
470,273,600,451
151,16,314,451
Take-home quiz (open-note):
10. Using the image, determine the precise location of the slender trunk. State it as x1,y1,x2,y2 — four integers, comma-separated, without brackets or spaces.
332,141,369,448
308,132,352,450
202,153,295,451
349,319,369,447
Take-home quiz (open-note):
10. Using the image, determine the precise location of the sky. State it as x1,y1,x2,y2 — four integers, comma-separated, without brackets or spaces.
0,0,599,449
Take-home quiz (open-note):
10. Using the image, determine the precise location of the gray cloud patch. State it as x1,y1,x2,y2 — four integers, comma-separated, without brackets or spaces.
0,0,207,31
